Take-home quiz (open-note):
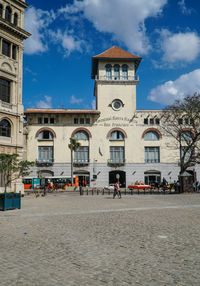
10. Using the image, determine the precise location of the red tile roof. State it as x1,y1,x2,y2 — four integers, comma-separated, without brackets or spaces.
91,46,142,78
93,46,142,59
24,109,100,115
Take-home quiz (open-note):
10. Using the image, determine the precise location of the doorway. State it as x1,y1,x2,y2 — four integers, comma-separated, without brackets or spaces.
109,170,126,187
144,170,161,185
74,171,90,186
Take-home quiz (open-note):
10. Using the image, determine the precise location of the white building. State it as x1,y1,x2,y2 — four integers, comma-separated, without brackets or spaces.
24,46,193,187
0,0,30,192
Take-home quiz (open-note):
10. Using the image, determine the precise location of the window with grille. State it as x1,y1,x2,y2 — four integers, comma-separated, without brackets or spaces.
38,146,53,163
110,146,124,163
0,78,10,103
114,65,120,80
74,146,89,162
106,64,112,80
122,65,128,80
145,147,160,163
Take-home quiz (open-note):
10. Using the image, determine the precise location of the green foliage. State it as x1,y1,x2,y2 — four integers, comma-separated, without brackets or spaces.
0,153,34,192
162,93,200,174
68,138,81,151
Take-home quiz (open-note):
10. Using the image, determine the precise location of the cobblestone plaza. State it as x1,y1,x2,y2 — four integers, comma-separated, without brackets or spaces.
1,193,200,285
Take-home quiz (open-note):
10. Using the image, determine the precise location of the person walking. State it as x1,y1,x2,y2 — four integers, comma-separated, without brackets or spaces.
113,182,121,199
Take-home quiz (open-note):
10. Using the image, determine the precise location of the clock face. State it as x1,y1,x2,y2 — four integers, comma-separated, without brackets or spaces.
112,99,123,111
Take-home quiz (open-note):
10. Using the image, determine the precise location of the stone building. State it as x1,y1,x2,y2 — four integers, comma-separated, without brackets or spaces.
0,0,30,192
24,46,195,187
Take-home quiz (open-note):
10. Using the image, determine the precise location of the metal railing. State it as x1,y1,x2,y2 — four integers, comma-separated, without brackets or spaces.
108,159,125,165
95,75,139,81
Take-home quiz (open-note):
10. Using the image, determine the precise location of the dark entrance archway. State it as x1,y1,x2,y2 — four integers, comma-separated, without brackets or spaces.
74,171,90,187
109,170,126,187
144,170,161,185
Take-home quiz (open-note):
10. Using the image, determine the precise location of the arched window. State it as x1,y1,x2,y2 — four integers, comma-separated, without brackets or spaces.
114,64,120,80
5,6,12,22
38,130,54,140
73,130,89,140
13,13,18,26
122,64,128,80
0,4,3,17
180,130,194,141
144,131,159,141
106,64,112,80
0,119,11,137
110,130,124,140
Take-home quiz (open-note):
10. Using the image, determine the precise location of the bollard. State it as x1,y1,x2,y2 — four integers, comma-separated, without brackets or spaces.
131,190,133,195
102,189,104,195
97,189,99,195
87,189,88,195
79,186,82,196
92,189,94,195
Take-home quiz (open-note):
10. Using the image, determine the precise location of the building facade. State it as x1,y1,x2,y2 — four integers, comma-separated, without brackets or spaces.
0,0,30,192
24,46,198,188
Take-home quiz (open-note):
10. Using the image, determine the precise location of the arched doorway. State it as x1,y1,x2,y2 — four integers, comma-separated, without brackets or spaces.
109,170,126,187
144,170,161,185
74,171,90,186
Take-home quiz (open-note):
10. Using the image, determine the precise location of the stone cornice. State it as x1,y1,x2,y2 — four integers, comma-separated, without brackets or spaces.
0,18,31,40
13,0,29,8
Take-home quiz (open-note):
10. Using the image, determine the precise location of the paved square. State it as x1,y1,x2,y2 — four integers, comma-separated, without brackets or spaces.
1,193,200,285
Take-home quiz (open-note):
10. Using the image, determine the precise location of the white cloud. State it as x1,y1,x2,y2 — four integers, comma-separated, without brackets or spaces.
36,96,52,108
178,0,192,15
148,69,200,105
49,29,85,56
70,95,83,104
60,0,167,55
160,30,200,63
24,7,55,55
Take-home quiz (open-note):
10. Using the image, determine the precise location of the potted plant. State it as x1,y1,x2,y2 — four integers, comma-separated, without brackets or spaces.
0,153,33,211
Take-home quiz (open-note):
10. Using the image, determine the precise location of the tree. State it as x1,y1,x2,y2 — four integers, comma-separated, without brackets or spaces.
0,153,34,192
68,138,81,187
161,93,200,175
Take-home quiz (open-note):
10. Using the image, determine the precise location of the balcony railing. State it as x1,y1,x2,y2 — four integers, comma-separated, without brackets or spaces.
73,159,89,166
145,159,160,163
108,159,125,166
95,75,139,81
36,160,54,166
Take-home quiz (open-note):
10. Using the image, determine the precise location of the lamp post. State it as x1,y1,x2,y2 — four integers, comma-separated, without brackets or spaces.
116,173,120,184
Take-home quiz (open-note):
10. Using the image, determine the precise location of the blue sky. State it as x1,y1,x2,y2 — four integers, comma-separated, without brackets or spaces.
23,0,200,111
